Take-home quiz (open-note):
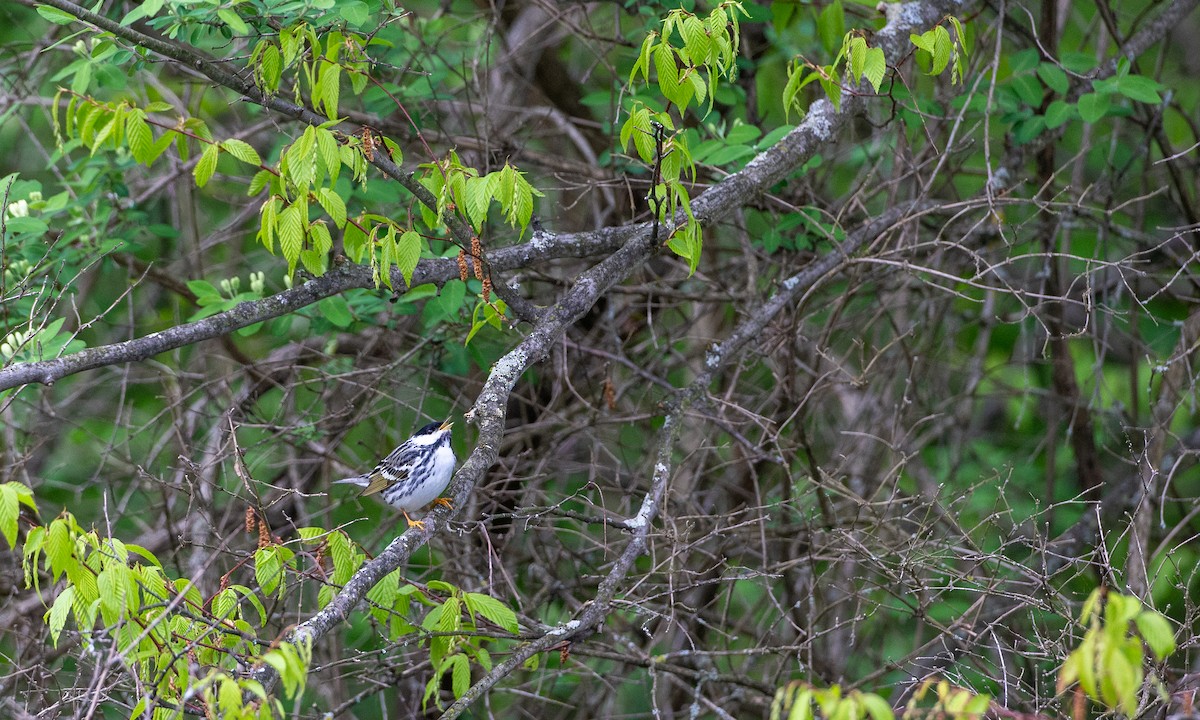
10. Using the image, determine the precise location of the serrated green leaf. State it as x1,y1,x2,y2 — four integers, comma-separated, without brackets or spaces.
260,43,282,93
463,176,493,231
46,586,74,646
630,33,656,85
303,221,332,274
316,187,346,228
194,143,219,187
126,112,153,165
221,138,261,166
46,520,73,581
255,546,283,597
394,230,421,288
931,25,952,76
248,170,273,196
213,587,237,619
465,592,518,634
218,677,242,713
316,128,340,177
257,196,280,253
278,203,305,273
316,64,342,121
849,36,867,85
681,16,709,65
98,565,126,621
0,485,17,549
653,43,682,107
862,47,886,93
450,654,470,698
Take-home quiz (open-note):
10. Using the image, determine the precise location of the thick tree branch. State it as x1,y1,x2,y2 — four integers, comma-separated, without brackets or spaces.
0,229,631,393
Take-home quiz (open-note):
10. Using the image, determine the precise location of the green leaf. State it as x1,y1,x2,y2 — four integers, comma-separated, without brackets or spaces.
932,25,953,76
437,280,467,319
338,0,368,25
194,143,219,187
248,170,273,196
303,221,332,275
255,546,283,597
1117,74,1164,104
0,484,17,548
318,296,353,328
187,279,223,304
1044,100,1075,129
46,586,75,646
216,7,249,35
36,5,77,24
126,112,153,165
394,230,422,288
630,33,656,85
1036,63,1069,94
463,175,494,231
450,654,470,698
817,2,844,55
464,592,518,634
278,203,305,273
343,220,367,262
848,35,867,86
862,47,886,93
316,128,340,178
1135,610,1176,660
653,43,683,108
221,138,261,166
316,187,346,228
46,520,73,580
859,693,893,720
1077,92,1110,123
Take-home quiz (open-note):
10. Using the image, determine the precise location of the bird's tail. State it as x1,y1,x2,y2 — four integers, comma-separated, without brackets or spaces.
333,475,368,487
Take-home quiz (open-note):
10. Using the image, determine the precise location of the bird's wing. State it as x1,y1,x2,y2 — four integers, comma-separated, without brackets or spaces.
358,443,416,495
360,472,398,496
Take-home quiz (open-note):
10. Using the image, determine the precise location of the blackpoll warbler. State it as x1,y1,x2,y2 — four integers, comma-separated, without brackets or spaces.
334,420,457,530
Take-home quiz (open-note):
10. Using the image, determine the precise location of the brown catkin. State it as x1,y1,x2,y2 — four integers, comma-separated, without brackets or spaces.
457,249,469,282
471,236,484,280
245,506,255,533
481,275,492,303
257,518,271,549
361,128,376,161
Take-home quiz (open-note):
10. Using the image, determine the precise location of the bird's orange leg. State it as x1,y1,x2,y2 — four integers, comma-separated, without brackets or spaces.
402,511,427,531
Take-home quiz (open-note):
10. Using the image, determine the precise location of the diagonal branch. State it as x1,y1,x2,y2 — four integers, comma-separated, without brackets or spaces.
434,201,935,719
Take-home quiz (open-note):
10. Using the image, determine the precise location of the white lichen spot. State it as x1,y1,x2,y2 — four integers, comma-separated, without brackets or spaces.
625,501,655,531
705,346,721,369
550,620,582,636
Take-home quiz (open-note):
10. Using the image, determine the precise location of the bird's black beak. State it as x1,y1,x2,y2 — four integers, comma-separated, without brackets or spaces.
439,420,453,431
